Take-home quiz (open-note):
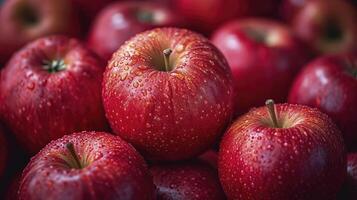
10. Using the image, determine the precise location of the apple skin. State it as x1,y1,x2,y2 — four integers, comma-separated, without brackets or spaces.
281,0,357,54
219,103,346,199
18,131,155,200
87,1,184,61
288,54,357,151
150,161,225,200
212,19,309,116
0,127,7,178
102,27,234,161
0,35,108,154
173,0,281,34
0,0,80,65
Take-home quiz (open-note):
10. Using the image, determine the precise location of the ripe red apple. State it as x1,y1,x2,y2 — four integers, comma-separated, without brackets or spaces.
173,0,281,34
18,131,155,199
0,35,108,154
102,27,234,161
0,0,80,65
212,19,309,116
150,161,225,199
219,100,346,199
288,54,357,151
281,0,357,54
0,127,7,178
87,1,184,61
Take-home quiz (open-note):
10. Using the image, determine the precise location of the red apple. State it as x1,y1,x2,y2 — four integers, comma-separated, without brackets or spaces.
87,1,184,61
219,100,346,199
150,161,225,199
102,27,234,161
18,131,155,199
212,18,309,116
0,127,7,178
0,35,108,154
173,0,282,34
288,53,357,151
0,0,80,65
281,0,357,54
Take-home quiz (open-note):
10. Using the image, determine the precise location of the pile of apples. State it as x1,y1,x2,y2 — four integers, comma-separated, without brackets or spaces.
0,0,356,199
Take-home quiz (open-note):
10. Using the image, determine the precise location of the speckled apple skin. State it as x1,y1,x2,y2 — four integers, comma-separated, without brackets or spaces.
288,54,357,151
0,36,108,154
219,103,346,200
150,161,225,200
0,127,7,178
18,131,155,200
102,28,234,161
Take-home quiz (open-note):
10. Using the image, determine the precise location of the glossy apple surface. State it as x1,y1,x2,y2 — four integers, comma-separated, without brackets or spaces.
18,131,155,200
288,54,357,151
150,161,225,200
87,1,183,61
0,36,108,154
219,102,346,199
212,19,309,116
0,0,80,65
281,0,357,54
102,28,234,161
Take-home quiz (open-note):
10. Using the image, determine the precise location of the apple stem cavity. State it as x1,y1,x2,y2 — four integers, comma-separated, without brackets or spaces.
43,59,66,73
66,142,82,169
265,99,280,128
163,48,173,72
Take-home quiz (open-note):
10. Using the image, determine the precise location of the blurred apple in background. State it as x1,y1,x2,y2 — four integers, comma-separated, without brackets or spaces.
212,19,309,116
18,131,155,199
0,0,80,65
87,1,184,61
151,161,225,200
0,36,108,154
219,100,346,199
281,0,357,55
288,53,357,151
174,0,282,34
102,28,234,161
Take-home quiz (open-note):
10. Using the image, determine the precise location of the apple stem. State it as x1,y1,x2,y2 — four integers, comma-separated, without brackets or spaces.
163,48,172,72
66,143,82,169
43,59,66,73
265,99,280,128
